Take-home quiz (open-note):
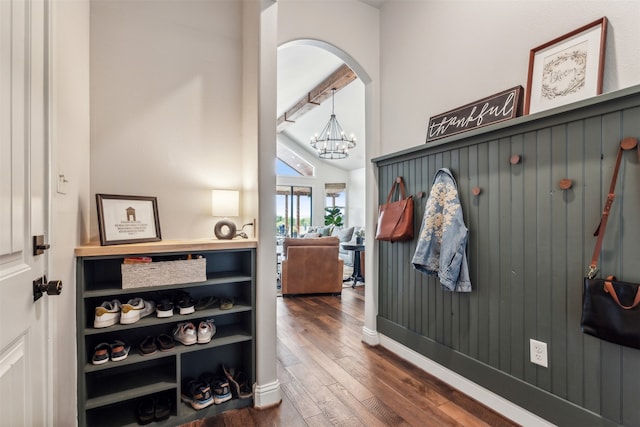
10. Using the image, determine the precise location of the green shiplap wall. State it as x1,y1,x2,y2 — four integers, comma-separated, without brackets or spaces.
373,86,640,427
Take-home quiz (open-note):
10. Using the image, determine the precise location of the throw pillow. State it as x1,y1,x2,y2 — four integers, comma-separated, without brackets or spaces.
334,226,354,243
303,232,321,239
317,226,332,236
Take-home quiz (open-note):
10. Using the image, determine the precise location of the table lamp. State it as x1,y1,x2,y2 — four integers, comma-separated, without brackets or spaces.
211,190,240,239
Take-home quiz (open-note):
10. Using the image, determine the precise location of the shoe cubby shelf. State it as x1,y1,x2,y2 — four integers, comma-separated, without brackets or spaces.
84,273,253,298
85,326,253,373
75,240,257,427
84,304,252,335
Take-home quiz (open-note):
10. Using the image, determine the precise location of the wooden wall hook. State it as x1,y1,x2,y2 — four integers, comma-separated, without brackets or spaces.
472,187,482,196
621,137,638,150
559,179,573,190
510,154,522,165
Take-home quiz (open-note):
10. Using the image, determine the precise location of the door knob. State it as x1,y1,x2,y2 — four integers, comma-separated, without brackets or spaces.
33,276,62,301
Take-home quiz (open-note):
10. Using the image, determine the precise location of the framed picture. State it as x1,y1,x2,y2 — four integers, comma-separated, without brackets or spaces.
525,17,607,115
96,194,162,246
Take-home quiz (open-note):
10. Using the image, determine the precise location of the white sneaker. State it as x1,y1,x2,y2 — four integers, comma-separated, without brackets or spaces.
120,297,156,324
139,299,156,319
197,319,216,344
173,322,197,345
94,299,121,328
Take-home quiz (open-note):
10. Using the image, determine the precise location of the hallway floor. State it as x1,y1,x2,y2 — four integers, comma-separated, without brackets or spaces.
182,287,519,426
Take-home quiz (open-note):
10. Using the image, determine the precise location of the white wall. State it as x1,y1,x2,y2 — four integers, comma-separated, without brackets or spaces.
348,167,366,227
379,0,640,156
90,0,248,241
51,0,91,424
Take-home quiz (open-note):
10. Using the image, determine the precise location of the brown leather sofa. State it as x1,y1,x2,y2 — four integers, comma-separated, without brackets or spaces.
281,236,344,296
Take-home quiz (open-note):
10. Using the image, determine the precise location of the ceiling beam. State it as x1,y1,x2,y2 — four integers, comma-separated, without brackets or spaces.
276,64,357,133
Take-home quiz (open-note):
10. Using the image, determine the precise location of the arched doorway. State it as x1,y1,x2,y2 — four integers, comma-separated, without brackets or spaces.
276,39,374,337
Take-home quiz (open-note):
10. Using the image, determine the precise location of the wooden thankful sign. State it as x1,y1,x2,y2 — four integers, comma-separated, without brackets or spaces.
426,86,523,143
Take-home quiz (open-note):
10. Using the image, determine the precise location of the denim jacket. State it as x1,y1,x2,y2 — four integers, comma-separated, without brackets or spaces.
412,168,472,292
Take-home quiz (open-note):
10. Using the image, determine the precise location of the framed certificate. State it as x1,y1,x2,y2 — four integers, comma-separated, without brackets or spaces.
96,194,162,246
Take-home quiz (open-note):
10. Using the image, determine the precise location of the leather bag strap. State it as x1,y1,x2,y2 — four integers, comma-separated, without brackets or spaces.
385,176,407,204
603,276,640,310
588,137,640,277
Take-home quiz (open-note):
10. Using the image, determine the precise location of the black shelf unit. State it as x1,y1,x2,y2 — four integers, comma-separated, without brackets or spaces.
75,242,256,427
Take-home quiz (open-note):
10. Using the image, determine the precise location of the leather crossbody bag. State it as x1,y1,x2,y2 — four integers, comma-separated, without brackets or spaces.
581,137,640,349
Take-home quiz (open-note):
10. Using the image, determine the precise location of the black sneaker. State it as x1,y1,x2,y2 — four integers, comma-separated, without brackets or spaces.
156,298,174,318
212,377,232,404
176,292,195,315
198,372,231,404
181,378,213,410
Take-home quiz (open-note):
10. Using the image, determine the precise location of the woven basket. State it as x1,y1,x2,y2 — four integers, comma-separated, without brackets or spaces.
121,258,206,289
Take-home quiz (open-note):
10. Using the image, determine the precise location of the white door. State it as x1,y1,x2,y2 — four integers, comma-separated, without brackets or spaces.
0,0,52,425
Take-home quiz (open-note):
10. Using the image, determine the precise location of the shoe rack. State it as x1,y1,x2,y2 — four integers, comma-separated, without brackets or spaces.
75,240,256,427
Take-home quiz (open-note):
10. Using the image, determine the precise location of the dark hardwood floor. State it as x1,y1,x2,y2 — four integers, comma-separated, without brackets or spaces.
183,286,520,426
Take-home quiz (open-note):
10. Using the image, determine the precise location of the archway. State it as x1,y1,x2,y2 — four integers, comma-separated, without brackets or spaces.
276,39,376,343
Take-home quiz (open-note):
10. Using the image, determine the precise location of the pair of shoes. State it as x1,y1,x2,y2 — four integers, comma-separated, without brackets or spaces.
197,319,216,344
91,340,130,365
199,372,232,404
220,297,235,310
137,395,171,424
94,299,121,328
139,334,175,355
173,322,197,345
194,295,219,311
181,378,213,410
121,298,156,324
223,365,253,399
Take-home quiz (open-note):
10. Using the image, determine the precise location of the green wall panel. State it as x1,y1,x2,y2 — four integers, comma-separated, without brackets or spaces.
373,85,640,426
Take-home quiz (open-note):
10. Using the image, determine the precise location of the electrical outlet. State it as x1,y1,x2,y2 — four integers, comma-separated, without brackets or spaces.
530,339,548,368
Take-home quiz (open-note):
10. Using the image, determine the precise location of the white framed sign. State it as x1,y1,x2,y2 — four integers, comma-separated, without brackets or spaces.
96,194,162,245
525,17,607,115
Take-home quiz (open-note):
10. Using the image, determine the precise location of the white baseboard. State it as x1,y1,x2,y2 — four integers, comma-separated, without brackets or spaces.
378,334,556,427
253,378,282,408
361,326,379,346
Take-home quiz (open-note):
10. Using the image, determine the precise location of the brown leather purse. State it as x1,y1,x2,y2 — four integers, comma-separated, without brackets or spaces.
375,176,414,242
581,137,640,349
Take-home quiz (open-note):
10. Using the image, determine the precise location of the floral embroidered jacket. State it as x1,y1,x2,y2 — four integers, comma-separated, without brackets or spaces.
412,168,472,292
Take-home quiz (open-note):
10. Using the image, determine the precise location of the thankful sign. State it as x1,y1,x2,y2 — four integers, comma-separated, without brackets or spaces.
426,86,523,143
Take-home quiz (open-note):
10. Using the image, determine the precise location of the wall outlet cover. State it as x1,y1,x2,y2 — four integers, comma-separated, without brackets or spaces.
530,339,548,368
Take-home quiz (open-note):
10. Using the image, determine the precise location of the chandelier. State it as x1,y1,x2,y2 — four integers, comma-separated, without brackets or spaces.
310,88,356,159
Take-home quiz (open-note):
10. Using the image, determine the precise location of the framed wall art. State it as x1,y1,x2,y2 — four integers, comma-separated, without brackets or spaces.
525,17,607,115
96,194,162,245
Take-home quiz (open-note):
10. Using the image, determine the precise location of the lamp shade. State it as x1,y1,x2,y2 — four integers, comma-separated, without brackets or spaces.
211,190,239,217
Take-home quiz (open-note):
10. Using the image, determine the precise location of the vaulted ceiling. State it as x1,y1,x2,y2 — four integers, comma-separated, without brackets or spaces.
277,44,365,172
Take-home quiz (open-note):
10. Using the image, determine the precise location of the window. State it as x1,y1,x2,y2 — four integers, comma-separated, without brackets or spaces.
276,186,312,237
325,183,346,224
